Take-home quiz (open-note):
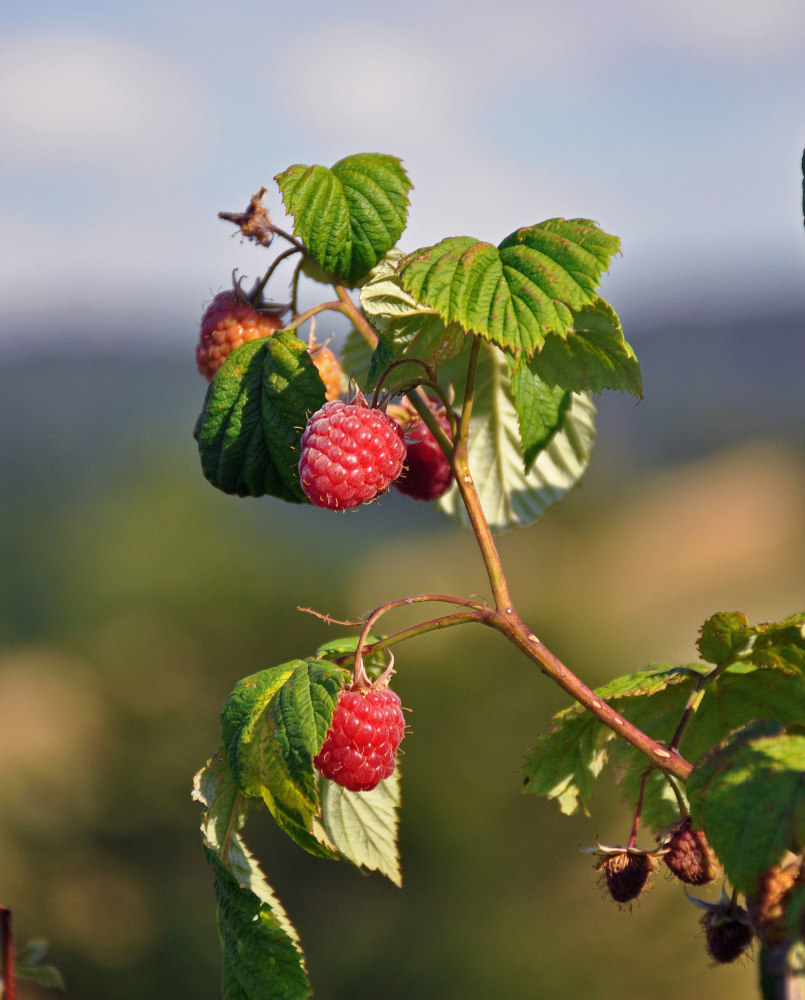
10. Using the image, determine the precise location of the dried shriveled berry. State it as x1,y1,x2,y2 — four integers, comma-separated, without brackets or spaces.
598,850,659,904
196,290,283,380
701,911,754,964
660,818,721,886
298,397,406,511
313,686,406,792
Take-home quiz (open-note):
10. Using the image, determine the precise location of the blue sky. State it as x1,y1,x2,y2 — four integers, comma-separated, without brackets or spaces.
1,0,804,349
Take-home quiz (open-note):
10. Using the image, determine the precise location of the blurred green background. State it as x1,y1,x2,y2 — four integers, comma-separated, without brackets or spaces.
0,315,803,999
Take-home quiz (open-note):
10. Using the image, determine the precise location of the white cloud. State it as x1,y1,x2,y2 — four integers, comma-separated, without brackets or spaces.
0,32,203,171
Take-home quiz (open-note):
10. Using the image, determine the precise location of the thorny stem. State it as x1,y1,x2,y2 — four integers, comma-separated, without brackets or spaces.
1,907,15,1000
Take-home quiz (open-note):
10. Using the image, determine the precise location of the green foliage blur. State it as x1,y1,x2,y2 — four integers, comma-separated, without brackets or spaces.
1,346,803,999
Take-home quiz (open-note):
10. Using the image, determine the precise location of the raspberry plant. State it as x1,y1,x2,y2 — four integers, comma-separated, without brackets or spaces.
192,153,805,999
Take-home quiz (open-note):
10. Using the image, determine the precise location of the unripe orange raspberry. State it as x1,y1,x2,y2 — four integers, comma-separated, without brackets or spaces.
309,343,342,402
196,290,283,380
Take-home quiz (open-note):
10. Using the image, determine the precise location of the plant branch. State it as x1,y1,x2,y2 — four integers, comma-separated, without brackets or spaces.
669,673,709,753
487,608,693,782
334,610,493,666
332,285,378,348
285,301,346,334
348,594,488,687
446,335,514,613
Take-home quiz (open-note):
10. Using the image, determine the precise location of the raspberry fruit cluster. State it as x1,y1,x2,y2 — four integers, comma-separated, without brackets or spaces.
298,397,406,510
313,686,406,792
196,290,283,380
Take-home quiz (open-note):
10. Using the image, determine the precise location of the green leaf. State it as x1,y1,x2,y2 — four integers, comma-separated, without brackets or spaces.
523,662,805,833
15,940,65,990
194,332,326,501
527,298,642,397
261,331,330,497
698,611,753,664
687,722,805,892
314,635,390,682
360,250,467,392
318,768,402,886
435,341,596,531
698,611,805,674
221,659,348,858
611,665,805,831
339,326,375,389
508,359,571,472
194,752,311,1000
275,154,412,286
397,220,620,358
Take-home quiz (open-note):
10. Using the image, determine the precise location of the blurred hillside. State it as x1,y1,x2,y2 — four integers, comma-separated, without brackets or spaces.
0,307,803,999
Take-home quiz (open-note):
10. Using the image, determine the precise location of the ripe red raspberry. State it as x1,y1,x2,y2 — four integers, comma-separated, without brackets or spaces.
298,397,406,511
196,290,283,380
660,818,721,886
394,414,454,501
309,343,342,402
313,686,405,792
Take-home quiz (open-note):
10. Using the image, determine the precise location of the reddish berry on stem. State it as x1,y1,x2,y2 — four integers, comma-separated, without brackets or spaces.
298,397,406,511
660,818,720,886
196,290,283,380
313,686,406,792
395,414,454,501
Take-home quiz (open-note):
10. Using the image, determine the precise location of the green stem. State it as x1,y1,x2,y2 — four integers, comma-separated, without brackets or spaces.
663,774,689,817
668,674,709,753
